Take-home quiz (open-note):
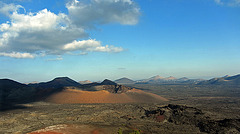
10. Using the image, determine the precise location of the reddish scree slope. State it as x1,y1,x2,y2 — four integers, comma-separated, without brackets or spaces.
44,89,168,104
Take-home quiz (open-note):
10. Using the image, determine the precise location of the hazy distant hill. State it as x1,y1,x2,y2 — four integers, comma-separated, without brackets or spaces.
149,75,164,80
79,80,92,84
198,74,240,85
114,77,135,84
164,76,177,80
138,75,177,83
137,75,203,84
177,77,189,81
81,79,118,87
29,77,81,88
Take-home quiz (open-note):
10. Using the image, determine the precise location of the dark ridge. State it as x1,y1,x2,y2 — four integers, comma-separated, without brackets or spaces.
29,77,81,88
114,77,135,84
100,79,117,85
0,79,27,89
52,77,81,86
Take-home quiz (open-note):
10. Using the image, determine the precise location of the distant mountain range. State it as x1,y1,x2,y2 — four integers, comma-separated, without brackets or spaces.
114,75,204,84
198,74,240,85
114,74,240,85
138,75,205,84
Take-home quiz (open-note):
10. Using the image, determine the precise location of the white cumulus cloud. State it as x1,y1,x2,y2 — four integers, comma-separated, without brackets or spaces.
0,1,24,16
0,8,86,54
0,0,140,59
63,39,123,53
0,52,34,58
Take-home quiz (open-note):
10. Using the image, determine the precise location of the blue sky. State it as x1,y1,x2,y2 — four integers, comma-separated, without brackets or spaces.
0,0,240,82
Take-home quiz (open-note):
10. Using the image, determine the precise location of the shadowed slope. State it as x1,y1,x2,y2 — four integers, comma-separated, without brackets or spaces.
0,79,27,90
0,79,34,110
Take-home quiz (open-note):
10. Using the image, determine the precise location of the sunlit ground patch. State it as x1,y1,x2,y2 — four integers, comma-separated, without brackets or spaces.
28,124,117,134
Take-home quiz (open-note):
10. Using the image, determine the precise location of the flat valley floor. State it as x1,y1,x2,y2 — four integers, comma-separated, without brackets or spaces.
1,84,240,134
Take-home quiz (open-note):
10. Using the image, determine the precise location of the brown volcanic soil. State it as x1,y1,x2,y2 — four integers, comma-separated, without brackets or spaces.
44,89,168,104
1,103,239,134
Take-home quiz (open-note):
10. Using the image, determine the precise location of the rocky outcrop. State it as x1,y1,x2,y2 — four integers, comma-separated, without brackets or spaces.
101,85,133,93
144,104,240,133
81,79,133,93
1,103,239,133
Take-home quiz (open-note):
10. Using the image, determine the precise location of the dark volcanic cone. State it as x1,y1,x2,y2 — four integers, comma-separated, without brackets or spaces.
29,77,81,88
100,79,118,85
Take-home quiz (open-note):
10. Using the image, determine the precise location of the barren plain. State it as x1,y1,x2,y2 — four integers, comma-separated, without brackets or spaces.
0,83,240,134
